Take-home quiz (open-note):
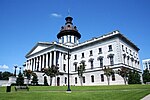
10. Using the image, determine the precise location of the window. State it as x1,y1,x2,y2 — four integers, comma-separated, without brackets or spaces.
126,47,128,54
108,45,113,52
110,56,114,65
75,77,77,84
66,35,68,42
123,54,126,64
74,63,77,72
145,62,148,69
63,64,66,72
127,56,129,65
90,50,93,56
112,74,115,81
62,37,64,43
130,49,132,56
69,35,71,42
81,62,85,67
98,48,102,54
74,55,77,60
68,25,70,27
81,53,84,58
83,76,85,83
91,75,94,83
133,52,135,57
101,74,104,82
91,60,94,69
65,77,67,84
74,36,76,43
122,45,124,51
149,61,150,69
100,58,103,67
64,55,66,60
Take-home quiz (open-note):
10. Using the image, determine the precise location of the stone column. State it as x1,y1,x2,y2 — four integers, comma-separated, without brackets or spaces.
39,56,41,71
49,52,52,67
42,54,45,68
58,51,62,70
31,58,35,71
62,53,64,71
46,53,49,68
54,51,56,66
29,60,31,70
30,59,32,71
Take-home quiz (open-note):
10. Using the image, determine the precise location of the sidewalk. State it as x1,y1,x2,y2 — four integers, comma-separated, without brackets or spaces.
141,94,150,100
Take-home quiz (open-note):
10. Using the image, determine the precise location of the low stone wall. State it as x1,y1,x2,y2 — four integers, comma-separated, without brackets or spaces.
0,80,9,86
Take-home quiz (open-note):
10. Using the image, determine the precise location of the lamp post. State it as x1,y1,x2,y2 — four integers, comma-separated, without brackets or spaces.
66,51,71,93
19,67,21,74
14,66,18,77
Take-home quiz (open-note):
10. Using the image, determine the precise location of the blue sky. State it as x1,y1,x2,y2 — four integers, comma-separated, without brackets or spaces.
0,0,150,73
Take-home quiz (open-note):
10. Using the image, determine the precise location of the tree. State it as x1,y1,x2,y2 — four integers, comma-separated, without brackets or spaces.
31,73,38,85
44,76,48,86
103,66,114,85
42,65,59,86
16,72,24,86
77,63,85,86
0,71,2,80
23,69,32,85
142,68,150,84
1,71,13,80
117,67,130,85
128,70,141,84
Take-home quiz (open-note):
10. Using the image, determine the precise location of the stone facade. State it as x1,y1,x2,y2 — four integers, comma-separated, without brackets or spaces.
142,59,150,70
25,16,141,86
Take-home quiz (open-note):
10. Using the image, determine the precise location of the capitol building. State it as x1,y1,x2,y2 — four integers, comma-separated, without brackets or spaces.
25,16,141,86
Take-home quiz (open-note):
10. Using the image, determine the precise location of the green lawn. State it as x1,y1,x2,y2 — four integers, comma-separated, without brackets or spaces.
0,85,150,100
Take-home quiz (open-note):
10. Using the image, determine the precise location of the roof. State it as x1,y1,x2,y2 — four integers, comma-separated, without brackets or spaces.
25,30,140,58
70,30,140,51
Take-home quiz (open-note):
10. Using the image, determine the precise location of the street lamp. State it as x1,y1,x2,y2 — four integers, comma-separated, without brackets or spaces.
14,66,18,77
66,51,71,93
19,67,21,74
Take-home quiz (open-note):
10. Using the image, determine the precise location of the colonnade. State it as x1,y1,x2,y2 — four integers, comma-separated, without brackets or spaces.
26,51,66,72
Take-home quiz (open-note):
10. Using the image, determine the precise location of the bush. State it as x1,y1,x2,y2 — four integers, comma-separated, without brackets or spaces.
44,76,49,86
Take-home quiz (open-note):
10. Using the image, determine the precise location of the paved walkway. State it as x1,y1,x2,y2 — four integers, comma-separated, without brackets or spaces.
141,94,150,100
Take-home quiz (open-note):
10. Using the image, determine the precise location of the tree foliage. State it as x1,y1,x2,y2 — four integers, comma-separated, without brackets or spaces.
103,66,114,85
42,65,59,86
0,71,13,80
142,68,150,84
23,70,32,80
23,69,32,85
16,72,24,86
31,73,38,86
128,70,141,84
78,63,86,86
0,71,2,80
117,67,130,85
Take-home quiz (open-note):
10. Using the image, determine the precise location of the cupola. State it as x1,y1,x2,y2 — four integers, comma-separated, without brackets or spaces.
57,16,81,46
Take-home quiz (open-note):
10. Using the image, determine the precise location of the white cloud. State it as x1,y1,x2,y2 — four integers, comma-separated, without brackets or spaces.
0,65,9,69
51,13,62,18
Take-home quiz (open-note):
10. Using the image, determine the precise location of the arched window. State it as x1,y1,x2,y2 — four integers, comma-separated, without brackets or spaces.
98,56,103,68
83,76,85,83
107,54,114,65
91,75,94,83
101,74,104,82
75,77,77,84
65,77,67,84
112,74,115,81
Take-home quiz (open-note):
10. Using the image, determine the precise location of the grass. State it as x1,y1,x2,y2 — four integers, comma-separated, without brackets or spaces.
0,85,150,100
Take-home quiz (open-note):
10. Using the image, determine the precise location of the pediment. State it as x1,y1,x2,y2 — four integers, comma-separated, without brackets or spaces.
26,42,52,57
